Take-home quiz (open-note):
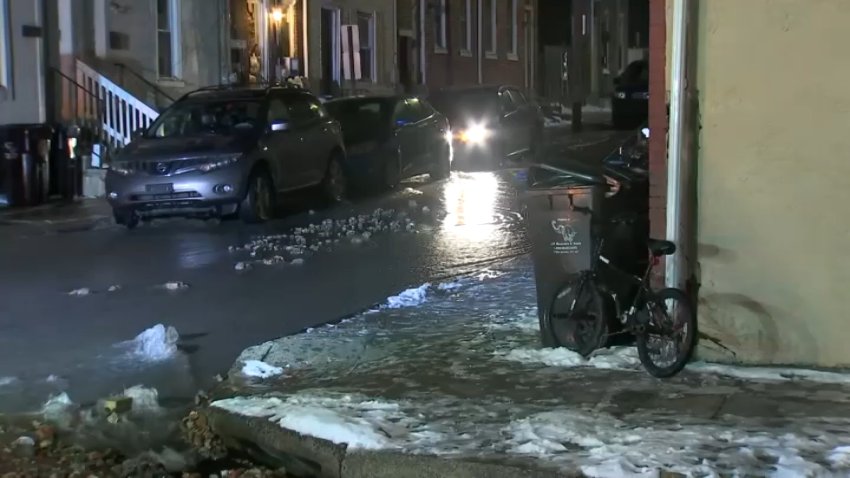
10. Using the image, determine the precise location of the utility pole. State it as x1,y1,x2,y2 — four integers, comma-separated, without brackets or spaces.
569,0,592,132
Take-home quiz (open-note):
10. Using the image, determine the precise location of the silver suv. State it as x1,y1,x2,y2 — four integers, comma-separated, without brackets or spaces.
106,85,346,229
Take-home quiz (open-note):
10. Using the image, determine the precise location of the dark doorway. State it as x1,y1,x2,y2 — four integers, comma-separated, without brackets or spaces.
398,35,413,93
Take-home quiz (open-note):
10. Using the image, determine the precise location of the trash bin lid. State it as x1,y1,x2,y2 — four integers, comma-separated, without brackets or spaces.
527,160,609,189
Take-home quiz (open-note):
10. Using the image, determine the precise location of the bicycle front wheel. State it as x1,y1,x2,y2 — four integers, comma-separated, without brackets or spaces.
636,287,698,378
546,275,609,358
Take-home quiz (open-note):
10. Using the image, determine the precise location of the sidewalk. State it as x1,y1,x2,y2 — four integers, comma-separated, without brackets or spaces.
198,257,850,478
0,199,114,235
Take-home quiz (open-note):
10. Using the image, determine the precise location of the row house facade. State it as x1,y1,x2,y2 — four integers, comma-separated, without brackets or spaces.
402,0,538,94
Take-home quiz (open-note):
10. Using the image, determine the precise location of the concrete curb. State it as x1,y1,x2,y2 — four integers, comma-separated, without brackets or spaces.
204,407,578,478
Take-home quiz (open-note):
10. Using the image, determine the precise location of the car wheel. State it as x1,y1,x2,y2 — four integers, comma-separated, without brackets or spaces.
114,209,139,230
383,150,401,190
528,126,544,161
430,143,451,181
322,152,347,203
240,170,274,224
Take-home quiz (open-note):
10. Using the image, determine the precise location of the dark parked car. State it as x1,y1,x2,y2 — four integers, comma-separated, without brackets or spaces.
612,59,649,129
429,85,543,168
105,84,346,228
324,95,451,189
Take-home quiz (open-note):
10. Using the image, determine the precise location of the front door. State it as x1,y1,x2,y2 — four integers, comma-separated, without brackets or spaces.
289,94,335,185
392,99,423,175
265,96,299,190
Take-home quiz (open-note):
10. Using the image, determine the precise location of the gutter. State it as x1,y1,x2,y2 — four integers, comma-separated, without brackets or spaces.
665,0,693,290
477,0,482,84
419,0,426,85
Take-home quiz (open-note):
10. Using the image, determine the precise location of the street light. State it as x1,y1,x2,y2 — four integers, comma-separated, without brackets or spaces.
270,8,285,24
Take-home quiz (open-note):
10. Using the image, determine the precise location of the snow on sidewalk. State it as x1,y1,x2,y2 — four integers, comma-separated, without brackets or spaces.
217,257,850,477
212,390,850,477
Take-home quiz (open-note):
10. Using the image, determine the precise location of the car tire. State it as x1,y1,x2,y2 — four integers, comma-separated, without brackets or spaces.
114,209,139,230
430,143,451,181
322,152,347,204
240,169,274,224
383,150,401,190
528,126,544,161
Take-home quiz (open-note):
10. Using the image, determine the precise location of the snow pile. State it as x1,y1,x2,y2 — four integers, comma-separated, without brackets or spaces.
213,394,440,451
504,409,850,477
41,392,76,427
544,116,570,128
403,187,424,195
501,346,640,371
0,376,17,387
129,324,180,361
436,281,463,292
384,283,431,309
228,208,423,268
241,360,285,379
123,385,161,413
689,361,850,384
68,287,91,297
161,281,189,291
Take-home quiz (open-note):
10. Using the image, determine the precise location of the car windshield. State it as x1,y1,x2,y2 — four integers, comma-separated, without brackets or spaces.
430,91,499,122
146,99,264,138
325,98,393,143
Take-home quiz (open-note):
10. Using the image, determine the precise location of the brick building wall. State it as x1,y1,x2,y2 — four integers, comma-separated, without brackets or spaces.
647,0,667,283
421,0,536,92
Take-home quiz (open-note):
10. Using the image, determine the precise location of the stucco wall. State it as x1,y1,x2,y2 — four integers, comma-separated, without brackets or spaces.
694,0,850,366
0,0,46,125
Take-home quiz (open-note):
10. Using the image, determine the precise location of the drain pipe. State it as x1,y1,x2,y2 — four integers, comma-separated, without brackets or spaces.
665,0,692,290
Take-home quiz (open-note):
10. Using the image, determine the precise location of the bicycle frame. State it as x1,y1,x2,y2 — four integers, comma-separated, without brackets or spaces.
590,236,657,328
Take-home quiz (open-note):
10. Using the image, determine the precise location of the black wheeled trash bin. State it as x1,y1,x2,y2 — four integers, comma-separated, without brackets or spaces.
524,162,610,351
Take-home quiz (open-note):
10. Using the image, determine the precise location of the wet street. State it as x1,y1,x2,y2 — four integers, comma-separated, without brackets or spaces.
0,127,630,411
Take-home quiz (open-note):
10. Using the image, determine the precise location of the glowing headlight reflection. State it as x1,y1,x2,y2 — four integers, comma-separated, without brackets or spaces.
457,123,491,145
440,172,500,243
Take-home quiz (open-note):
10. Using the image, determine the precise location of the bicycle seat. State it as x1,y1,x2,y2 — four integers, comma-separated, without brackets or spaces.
648,239,676,256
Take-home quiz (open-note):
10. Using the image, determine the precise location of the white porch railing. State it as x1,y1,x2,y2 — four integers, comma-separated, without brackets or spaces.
75,59,160,150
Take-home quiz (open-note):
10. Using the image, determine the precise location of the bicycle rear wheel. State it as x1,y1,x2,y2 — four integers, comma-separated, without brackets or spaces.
545,275,609,357
636,287,698,378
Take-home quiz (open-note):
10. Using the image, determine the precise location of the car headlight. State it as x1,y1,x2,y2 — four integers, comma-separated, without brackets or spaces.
615,91,627,99
456,123,491,145
199,154,242,173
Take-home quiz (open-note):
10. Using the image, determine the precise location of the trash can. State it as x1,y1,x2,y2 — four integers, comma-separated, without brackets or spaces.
0,123,54,207
524,161,608,349
524,157,649,351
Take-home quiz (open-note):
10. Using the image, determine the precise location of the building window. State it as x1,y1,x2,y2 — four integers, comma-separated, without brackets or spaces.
459,0,472,54
483,0,496,57
433,0,447,52
156,0,181,79
0,0,10,91
507,0,518,59
357,12,376,81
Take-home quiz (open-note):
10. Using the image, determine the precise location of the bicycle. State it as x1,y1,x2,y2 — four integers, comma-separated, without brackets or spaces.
544,206,698,378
